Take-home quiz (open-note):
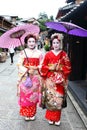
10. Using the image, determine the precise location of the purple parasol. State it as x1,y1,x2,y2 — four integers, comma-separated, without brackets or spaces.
45,21,87,37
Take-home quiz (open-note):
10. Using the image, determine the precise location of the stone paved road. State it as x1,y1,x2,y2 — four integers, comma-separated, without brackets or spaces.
0,53,86,130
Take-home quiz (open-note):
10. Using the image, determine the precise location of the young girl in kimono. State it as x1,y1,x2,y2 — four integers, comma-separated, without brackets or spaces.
17,34,43,121
40,33,71,126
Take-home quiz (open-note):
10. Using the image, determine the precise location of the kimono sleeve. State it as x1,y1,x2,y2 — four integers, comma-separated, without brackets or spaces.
39,52,49,77
17,51,27,81
62,52,71,78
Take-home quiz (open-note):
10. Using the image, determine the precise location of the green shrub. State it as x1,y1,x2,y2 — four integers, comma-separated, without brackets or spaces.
0,48,2,52
44,44,50,51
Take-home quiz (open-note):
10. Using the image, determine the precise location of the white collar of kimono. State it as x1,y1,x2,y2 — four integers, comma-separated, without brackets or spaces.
52,50,62,56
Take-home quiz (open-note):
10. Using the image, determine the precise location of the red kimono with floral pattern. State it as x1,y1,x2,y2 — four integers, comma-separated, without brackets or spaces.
41,50,71,122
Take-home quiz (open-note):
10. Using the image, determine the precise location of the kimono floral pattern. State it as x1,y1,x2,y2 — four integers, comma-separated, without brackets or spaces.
40,50,71,121
17,48,43,117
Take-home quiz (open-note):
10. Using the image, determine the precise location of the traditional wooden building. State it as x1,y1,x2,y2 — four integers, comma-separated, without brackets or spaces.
20,17,39,25
56,1,76,20
0,16,16,31
55,0,87,81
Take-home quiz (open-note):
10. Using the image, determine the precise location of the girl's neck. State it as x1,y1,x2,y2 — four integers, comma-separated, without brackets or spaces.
28,47,36,51
52,49,61,55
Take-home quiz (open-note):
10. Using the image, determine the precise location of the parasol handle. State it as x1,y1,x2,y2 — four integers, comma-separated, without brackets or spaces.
19,38,28,60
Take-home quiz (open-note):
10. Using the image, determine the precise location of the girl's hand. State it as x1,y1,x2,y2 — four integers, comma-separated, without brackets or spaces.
29,69,34,74
56,64,63,71
48,64,57,71
29,66,38,70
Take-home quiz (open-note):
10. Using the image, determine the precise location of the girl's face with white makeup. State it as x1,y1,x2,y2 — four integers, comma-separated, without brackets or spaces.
27,37,36,49
52,38,60,51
